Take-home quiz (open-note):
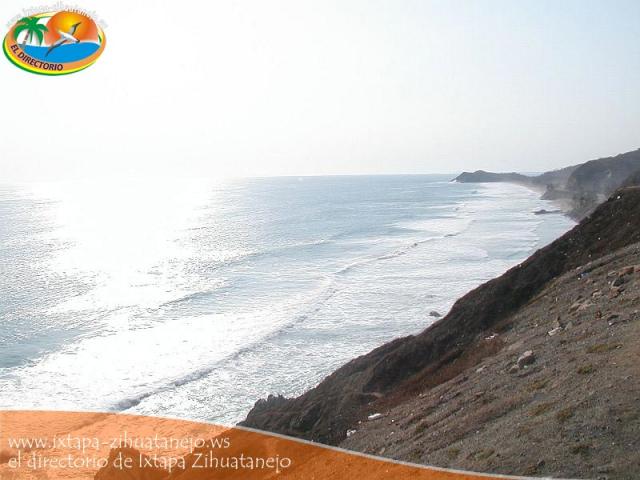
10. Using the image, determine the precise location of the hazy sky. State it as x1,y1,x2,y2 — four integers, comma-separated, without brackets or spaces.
1,0,639,181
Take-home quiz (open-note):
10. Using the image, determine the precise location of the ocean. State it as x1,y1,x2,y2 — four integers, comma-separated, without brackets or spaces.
0,175,574,424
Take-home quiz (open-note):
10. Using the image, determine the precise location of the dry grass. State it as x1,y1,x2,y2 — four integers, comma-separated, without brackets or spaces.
445,447,460,460
414,421,430,435
556,406,576,423
408,448,423,462
405,405,437,426
527,378,549,392
377,336,505,412
529,402,553,417
577,364,595,374
586,343,622,354
468,448,495,461
570,443,591,456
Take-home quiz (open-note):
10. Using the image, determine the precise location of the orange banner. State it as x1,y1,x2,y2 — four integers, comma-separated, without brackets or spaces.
0,411,547,480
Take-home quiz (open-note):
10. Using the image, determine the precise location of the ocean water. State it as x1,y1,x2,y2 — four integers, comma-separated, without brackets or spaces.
23,43,100,63
0,176,574,424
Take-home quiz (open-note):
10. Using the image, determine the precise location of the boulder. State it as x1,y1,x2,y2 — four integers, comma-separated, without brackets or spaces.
619,266,635,276
517,350,536,369
609,288,623,299
612,276,627,287
548,327,562,336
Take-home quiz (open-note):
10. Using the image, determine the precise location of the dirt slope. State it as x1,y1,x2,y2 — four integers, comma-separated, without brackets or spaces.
341,242,640,479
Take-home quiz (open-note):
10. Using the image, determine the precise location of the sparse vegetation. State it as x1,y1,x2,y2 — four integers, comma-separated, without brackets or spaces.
556,406,576,423
523,464,540,476
408,448,422,462
468,448,495,461
445,447,460,460
587,343,622,354
577,364,595,374
527,378,549,391
570,443,591,456
414,421,429,435
529,402,553,416
405,406,436,425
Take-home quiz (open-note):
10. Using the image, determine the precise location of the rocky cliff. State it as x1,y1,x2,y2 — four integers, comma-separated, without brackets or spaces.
565,149,640,218
340,240,640,478
241,176,640,478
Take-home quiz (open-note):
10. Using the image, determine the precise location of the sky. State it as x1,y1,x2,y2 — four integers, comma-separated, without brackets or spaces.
1,0,639,181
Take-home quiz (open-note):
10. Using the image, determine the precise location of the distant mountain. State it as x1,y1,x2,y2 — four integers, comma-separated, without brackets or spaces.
454,148,640,219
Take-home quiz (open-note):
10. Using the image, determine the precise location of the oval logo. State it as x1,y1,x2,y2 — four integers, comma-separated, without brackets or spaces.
3,10,106,75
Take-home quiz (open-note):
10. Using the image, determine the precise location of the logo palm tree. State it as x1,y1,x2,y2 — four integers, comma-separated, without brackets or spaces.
14,16,48,49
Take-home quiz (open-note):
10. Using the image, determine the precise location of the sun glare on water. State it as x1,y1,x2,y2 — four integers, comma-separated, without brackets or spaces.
28,179,218,311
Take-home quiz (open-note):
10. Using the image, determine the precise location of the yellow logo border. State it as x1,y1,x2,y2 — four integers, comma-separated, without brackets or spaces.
3,11,106,76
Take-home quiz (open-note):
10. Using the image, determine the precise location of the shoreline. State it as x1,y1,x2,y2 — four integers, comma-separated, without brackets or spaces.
509,180,575,219
452,175,577,220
